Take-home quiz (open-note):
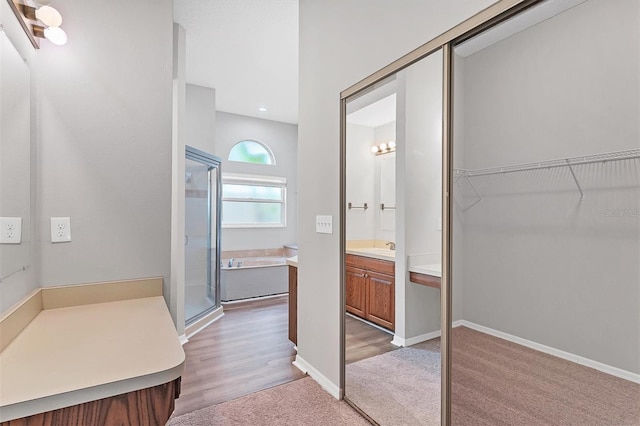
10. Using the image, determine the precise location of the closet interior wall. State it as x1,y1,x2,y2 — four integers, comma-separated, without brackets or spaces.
454,0,639,375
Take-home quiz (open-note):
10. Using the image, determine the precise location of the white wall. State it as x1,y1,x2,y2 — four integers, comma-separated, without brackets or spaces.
458,0,639,373
35,0,174,303
214,111,298,251
346,123,375,241
298,0,497,392
0,2,38,313
186,84,216,153
396,51,443,340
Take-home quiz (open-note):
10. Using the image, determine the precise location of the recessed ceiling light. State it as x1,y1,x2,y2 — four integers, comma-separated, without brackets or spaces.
258,107,267,112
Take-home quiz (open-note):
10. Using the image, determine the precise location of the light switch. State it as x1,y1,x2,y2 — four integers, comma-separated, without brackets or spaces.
0,217,22,244
316,215,333,234
51,217,71,243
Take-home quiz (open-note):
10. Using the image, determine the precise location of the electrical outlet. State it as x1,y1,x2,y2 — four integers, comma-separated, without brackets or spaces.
316,215,333,234
0,217,22,244
51,217,71,243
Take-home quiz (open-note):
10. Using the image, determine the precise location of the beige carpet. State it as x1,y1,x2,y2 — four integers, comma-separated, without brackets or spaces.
346,338,441,426
346,326,640,426
167,377,370,426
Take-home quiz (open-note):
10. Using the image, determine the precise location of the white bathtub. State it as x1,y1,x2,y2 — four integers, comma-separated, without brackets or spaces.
220,257,288,301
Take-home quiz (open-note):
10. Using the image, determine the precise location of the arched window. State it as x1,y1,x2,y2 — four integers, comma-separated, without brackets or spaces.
228,140,275,165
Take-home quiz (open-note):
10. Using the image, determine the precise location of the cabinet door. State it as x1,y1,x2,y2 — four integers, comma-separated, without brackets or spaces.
346,266,367,318
366,271,395,330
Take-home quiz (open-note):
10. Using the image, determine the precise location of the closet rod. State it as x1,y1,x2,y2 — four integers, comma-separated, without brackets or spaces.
458,149,640,178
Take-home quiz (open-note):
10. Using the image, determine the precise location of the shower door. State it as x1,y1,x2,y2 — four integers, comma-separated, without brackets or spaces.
185,146,222,325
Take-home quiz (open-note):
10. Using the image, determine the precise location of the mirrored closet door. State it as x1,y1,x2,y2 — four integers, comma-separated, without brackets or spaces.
343,48,444,425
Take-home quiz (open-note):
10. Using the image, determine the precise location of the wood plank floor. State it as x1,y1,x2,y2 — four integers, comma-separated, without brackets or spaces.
346,314,398,364
175,297,399,417
174,295,305,416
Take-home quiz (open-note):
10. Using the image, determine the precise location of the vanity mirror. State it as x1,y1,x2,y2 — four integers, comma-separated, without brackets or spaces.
0,30,31,283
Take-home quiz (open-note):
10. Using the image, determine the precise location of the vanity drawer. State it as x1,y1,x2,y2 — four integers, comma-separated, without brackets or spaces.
346,254,395,275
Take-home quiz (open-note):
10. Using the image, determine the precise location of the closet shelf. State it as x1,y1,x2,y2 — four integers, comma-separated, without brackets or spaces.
456,149,640,178
454,149,640,202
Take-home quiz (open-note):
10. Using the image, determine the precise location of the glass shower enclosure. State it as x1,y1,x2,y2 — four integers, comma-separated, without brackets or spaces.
185,146,222,325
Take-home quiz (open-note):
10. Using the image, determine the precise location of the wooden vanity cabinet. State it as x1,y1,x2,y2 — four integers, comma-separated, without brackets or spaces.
346,267,367,318
345,254,395,331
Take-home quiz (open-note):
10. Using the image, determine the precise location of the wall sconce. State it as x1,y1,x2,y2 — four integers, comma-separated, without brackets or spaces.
7,0,68,48
371,141,396,155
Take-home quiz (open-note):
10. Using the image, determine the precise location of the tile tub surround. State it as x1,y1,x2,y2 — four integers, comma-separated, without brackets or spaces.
221,246,298,261
0,278,185,423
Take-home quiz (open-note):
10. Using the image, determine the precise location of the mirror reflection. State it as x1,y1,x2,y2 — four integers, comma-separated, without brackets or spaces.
0,31,31,282
344,49,443,425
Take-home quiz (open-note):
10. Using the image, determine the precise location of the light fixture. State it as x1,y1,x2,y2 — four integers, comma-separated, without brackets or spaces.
258,107,267,112
371,141,396,155
37,5,62,26
8,0,68,48
43,26,67,45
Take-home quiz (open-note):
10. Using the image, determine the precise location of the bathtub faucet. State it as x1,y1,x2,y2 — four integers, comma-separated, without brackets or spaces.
228,258,234,267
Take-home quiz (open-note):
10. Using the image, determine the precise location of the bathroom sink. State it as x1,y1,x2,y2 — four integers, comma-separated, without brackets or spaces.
346,247,396,260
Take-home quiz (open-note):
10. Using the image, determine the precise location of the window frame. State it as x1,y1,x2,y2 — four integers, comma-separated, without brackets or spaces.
221,173,287,229
228,139,276,165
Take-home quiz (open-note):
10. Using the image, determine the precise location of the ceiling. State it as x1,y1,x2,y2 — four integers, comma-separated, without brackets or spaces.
347,94,396,128
173,0,299,124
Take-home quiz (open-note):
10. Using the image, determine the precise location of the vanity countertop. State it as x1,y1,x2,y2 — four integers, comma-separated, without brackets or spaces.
409,263,441,278
346,248,396,262
0,293,185,422
286,255,298,267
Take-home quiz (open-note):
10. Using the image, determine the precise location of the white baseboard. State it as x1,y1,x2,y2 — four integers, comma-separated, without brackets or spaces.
460,320,640,384
391,320,465,347
293,354,341,399
185,306,224,340
179,334,188,345
392,330,441,347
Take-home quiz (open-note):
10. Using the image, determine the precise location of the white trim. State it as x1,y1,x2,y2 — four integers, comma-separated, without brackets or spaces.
179,334,188,346
460,320,640,384
221,293,288,305
391,321,464,347
185,306,224,339
391,330,441,347
292,354,340,399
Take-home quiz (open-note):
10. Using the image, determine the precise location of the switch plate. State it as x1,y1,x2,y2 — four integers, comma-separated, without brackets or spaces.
0,217,22,244
316,215,333,234
51,217,71,243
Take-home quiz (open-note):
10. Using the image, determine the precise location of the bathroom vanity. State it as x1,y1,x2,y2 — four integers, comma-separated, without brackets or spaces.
345,250,395,331
0,278,184,425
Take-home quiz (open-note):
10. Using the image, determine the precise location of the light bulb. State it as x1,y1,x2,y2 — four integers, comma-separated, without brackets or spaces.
379,143,387,151
388,141,396,149
36,6,62,27
44,26,67,45
371,146,379,154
